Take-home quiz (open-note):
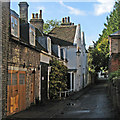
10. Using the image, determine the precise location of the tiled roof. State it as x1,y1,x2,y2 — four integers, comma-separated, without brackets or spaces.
36,40,47,52
48,25,77,46
109,30,120,38
110,30,120,36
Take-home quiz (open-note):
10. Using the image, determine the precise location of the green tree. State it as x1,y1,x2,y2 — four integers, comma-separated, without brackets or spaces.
49,59,68,99
88,1,120,74
43,19,61,34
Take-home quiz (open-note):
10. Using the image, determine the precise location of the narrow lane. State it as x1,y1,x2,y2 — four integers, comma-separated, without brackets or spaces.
52,82,117,119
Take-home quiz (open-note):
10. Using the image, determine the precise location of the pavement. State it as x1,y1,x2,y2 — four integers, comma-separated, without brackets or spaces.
6,81,119,120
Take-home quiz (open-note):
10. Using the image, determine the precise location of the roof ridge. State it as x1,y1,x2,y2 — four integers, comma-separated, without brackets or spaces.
48,27,56,34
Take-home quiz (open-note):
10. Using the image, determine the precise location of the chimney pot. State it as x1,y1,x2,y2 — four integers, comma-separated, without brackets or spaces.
62,18,64,23
36,13,38,18
32,13,34,19
39,10,42,19
68,16,70,23
65,17,67,23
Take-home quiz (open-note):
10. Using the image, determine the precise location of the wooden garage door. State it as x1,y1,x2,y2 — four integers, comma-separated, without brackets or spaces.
7,70,26,116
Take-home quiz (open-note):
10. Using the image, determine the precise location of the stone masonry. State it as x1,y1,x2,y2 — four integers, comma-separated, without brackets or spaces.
8,37,41,110
0,1,10,119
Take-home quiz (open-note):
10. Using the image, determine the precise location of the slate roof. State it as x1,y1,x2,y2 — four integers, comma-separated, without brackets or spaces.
109,30,120,38
48,25,77,46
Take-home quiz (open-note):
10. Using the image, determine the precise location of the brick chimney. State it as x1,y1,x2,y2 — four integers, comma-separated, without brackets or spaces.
19,2,29,23
30,10,44,32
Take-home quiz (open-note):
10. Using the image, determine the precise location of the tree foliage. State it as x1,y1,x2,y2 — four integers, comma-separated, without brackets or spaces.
49,59,68,99
43,19,61,34
88,1,120,74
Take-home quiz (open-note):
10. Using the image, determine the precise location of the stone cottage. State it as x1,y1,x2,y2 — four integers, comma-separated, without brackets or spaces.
48,17,88,91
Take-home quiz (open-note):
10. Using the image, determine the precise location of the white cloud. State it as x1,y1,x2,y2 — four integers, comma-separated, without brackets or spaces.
94,0,115,16
59,1,86,16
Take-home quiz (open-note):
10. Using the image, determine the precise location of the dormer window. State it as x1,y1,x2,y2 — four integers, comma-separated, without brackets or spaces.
47,37,51,54
58,45,61,58
60,48,66,60
11,10,19,38
29,24,35,46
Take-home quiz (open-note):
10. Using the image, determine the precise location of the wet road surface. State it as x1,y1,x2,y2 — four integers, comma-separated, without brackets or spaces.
52,83,117,119
8,82,118,119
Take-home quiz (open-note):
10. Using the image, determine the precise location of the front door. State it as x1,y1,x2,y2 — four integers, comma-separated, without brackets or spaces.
41,63,48,102
67,73,70,90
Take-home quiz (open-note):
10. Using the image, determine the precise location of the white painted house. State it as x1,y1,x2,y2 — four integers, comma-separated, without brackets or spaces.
48,17,88,92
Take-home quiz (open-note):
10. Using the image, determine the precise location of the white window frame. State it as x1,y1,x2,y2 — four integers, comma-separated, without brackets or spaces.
29,27,35,46
11,15,19,38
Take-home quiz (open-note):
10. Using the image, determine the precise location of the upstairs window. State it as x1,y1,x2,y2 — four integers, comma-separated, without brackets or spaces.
60,48,64,60
29,25,35,46
47,37,51,54
11,16,19,38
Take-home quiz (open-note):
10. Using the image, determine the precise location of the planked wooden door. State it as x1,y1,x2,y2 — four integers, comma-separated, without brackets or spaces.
18,71,26,111
7,70,26,116
7,70,19,115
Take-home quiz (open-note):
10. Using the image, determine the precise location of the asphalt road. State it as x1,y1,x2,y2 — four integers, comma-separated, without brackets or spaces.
52,83,117,119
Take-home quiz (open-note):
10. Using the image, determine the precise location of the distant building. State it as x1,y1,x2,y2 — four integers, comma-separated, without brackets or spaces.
109,30,120,73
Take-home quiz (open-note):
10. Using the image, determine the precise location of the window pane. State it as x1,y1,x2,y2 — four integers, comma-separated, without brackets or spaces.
11,16,14,24
11,16,19,37
29,28,35,46
12,73,17,85
19,73,25,84
15,18,17,25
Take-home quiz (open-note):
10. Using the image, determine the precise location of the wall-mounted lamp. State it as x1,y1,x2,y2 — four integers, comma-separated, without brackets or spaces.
76,47,81,56
38,65,40,70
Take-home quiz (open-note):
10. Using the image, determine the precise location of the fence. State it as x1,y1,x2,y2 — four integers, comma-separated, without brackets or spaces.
58,90,72,99
108,77,120,112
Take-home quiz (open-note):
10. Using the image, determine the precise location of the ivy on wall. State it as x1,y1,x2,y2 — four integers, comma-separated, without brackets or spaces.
49,58,68,99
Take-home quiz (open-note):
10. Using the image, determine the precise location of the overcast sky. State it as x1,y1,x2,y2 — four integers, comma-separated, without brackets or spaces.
11,0,116,48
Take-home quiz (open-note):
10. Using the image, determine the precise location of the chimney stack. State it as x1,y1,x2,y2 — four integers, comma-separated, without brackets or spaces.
61,16,72,26
68,16,70,23
39,10,42,19
19,2,29,23
30,10,44,32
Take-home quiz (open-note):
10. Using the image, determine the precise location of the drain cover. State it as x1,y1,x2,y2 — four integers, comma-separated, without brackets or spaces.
76,110,90,113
